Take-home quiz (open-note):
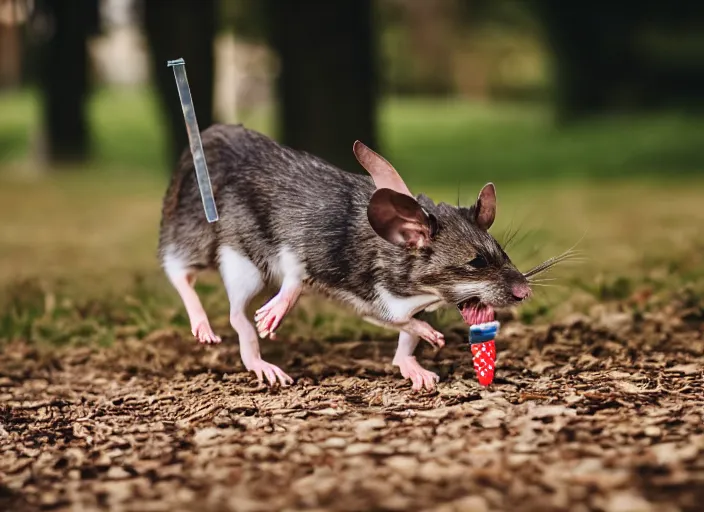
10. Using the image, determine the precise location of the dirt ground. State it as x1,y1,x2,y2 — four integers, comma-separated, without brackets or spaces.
1,298,703,512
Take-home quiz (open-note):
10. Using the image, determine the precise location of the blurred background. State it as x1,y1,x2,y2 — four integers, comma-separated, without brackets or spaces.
1,0,704,340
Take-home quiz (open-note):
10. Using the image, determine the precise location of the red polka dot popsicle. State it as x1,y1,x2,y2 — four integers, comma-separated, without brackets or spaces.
469,321,499,386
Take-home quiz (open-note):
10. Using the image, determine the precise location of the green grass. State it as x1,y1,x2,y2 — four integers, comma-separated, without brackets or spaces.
1,87,703,345
2,87,704,186
381,99,704,187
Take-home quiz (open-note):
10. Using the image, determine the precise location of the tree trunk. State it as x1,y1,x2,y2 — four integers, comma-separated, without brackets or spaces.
530,0,638,123
530,0,704,121
265,0,378,173
143,0,216,171
403,0,458,96
37,0,94,164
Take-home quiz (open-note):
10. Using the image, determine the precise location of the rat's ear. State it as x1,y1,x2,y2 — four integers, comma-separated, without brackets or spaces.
353,141,414,197
367,188,434,250
474,182,496,231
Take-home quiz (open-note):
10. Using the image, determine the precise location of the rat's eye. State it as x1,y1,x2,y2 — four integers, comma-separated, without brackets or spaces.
468,255,488,268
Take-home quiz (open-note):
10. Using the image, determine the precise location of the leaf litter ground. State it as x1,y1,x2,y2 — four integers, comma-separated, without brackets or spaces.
1,299,703,512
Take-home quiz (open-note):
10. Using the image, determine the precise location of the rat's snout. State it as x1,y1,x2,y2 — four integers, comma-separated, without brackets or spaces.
511,282,532,302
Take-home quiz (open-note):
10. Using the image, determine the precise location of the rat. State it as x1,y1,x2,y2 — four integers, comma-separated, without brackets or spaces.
157,123,532,391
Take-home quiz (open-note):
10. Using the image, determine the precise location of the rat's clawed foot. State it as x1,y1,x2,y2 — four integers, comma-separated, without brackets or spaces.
423,330,445,349
247,358,294,387
395,356,439,392
192,319,221,344
255,289,298,339
406,319,445,349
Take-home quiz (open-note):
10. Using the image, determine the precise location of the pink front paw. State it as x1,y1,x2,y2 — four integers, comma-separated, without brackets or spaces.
247,359,294,387
192,320,221,344
395,356,439,392
414,324,445,349
255,295,292,339
424,331,445,349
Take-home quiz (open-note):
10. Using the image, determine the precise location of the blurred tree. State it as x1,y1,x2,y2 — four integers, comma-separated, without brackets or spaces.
20,0,42,87
635,6,704,113
264,0,378,173
219,0,267,42
0,0,21,88
379,0,459,96
528,1,634,122
35,0,99,164
530,0,704,122
143,0,215,171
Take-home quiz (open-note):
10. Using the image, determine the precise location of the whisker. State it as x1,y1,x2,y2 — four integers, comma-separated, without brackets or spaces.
502,218,533,251
523,257,568,278
502,227,518,249
524,260,573,279
532,282,571,290
522,242,586,279
527,277,559,283
507,229,533,250
500,220,514,243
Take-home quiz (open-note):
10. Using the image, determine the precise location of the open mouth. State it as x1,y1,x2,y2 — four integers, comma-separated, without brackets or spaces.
458,298,495,326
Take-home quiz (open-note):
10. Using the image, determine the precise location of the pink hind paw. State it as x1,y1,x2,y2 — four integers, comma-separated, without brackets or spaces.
247,359,294,386
395,356,439,392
